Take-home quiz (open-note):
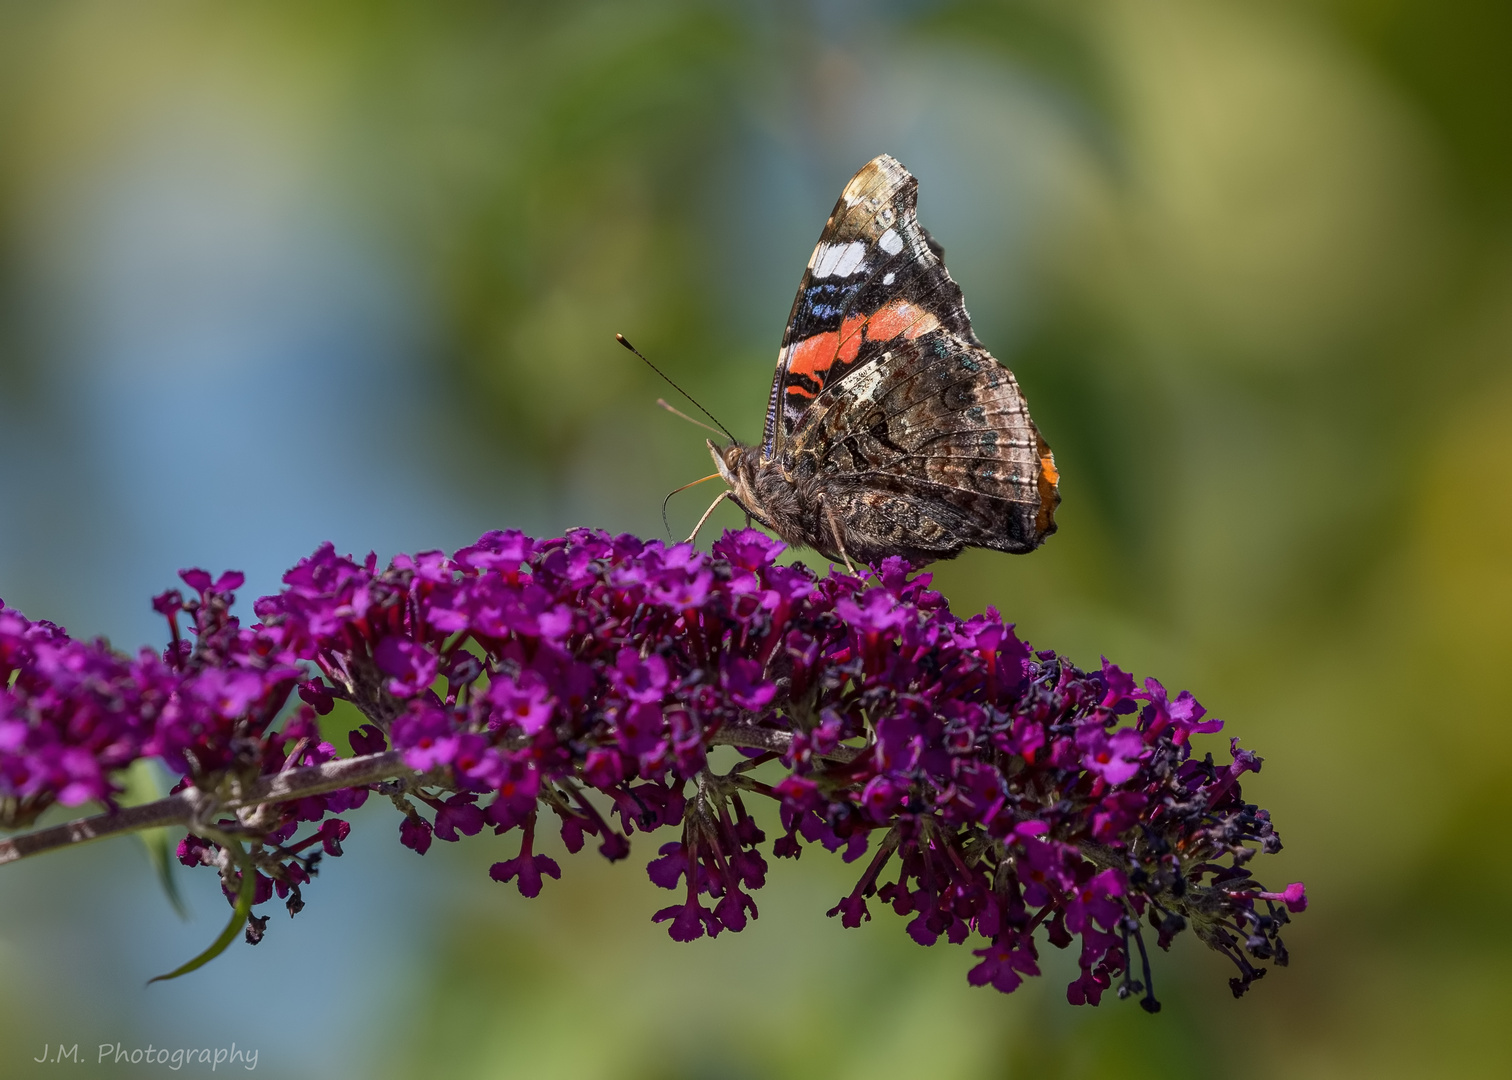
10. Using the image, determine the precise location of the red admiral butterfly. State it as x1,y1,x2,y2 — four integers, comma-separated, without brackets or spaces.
705,154,1059,569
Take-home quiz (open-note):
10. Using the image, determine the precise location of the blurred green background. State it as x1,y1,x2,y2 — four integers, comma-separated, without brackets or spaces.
1,1,1508,1077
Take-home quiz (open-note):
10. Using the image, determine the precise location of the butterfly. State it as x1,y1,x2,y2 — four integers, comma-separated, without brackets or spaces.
703,154,1059,570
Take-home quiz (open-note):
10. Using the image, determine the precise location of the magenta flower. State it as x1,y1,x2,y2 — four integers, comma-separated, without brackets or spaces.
0,529,1304,1008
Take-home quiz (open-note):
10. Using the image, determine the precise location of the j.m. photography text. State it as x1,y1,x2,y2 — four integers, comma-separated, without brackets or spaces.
30,1043,258,1072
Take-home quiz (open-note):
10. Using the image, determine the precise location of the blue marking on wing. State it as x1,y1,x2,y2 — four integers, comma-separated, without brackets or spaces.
797,281,864,329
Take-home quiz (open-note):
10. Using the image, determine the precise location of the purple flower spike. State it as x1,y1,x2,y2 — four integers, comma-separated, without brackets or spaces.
0,529,1304,1007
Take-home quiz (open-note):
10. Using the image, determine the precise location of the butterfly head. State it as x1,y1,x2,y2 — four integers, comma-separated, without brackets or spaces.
708,438,776,531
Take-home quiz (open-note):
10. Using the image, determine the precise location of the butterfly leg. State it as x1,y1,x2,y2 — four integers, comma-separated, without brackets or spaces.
819,495,858,575
685,489,732,547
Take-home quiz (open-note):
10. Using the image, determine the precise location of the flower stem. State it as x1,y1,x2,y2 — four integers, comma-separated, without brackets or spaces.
0,751,410,866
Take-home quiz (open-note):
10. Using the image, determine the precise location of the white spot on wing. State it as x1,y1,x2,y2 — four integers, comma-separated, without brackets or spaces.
812,241,867,279
878,228,903,256
882,272,895,285
838,359,886,402
833,241,867,277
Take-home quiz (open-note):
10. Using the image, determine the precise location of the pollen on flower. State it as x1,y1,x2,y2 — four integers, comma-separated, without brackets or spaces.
0,529,1303,1006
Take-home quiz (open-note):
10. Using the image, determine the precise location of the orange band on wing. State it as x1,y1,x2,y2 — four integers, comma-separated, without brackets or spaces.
1035,443,1059,535
837,313,865,364
786,313,865,388
864,298,941,342
786,331,838,381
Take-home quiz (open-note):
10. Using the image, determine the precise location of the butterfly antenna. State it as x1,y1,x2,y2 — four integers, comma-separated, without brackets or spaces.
661,472,722,538
656,398,724,437
616,333,738,443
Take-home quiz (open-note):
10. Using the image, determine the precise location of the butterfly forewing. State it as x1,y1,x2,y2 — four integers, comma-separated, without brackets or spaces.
765,156,975,456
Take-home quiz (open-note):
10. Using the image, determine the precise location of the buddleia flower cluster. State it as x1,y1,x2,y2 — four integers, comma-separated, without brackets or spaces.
0,529,1304,1006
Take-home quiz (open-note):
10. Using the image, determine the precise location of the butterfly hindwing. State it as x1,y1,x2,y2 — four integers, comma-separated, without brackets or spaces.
789,328,1056,562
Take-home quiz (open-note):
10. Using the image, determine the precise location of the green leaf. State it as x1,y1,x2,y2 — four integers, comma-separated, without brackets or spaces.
121,760,189,919
147,849,256,985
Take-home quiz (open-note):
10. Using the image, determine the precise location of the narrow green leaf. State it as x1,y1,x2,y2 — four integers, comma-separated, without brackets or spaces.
140,826,190,920
147,853,256,984
122,761,189,919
